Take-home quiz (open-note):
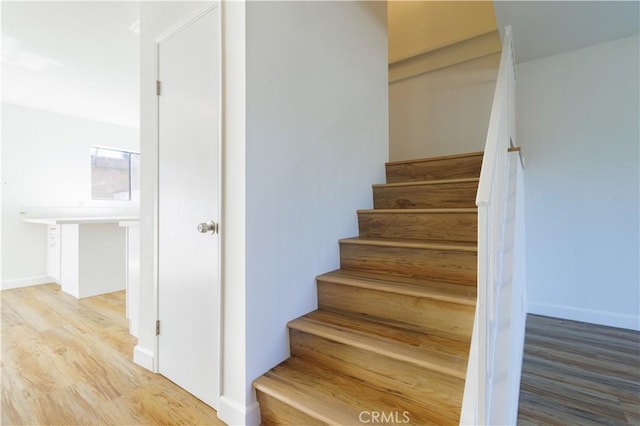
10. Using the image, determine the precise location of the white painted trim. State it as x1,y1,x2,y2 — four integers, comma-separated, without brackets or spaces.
1,275,54,291
528,302,640,331
154,2,218,44
152,33,161,375
133,344,155,371
214,0,225,408
218,396,261,426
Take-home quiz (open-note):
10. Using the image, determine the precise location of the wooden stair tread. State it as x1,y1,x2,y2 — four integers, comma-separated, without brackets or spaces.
385,152,483,166
290,311,470,378
358,207,477,214
339,236,477,252
318,269,476,305
254,372,358,426
254,152,482,424
255,357,460,425
373,177,479,189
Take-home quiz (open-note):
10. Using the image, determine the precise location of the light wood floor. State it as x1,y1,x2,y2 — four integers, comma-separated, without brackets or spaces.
1,284,225,426
518,314,640,425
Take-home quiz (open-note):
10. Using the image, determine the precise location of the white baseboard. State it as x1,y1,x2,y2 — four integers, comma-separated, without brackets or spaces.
528,302,640,331
218,396,261,426
133,345,155,371
1,275,54,291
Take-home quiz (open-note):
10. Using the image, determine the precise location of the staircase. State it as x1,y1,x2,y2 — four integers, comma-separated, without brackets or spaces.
253,152,482,425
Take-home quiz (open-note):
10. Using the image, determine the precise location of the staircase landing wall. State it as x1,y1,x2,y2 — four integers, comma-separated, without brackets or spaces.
389,53,499,161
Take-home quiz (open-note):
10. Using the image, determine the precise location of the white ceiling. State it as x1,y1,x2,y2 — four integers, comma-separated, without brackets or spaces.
1,1,140,128
2,1,637,128
494,1,640,64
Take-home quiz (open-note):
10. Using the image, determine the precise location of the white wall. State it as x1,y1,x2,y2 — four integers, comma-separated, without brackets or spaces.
138,4,387,424
518,35,640,330
1,104,139,288
244,0,387,419
389,53,499,161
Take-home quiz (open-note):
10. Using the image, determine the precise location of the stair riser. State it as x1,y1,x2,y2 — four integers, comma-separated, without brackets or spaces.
358,211,477,242
386,155,483,183
340,243,477,286
290,329,464,422
255,390,324,426
317,282,474,339
373,181,478,209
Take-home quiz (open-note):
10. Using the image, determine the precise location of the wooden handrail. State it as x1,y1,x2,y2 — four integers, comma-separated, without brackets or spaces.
508,146,525,169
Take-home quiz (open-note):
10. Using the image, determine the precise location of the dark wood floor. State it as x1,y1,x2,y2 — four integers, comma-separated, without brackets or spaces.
518,314,640,425
1,284,224,425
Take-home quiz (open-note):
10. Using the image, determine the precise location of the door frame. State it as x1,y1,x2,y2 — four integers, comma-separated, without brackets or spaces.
151,1,223,405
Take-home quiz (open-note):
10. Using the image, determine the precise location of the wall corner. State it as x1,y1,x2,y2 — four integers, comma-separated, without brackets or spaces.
133,344,155,372
217,396,260,426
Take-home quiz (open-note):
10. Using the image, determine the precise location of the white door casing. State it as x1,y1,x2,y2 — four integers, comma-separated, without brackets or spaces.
156,4,221,409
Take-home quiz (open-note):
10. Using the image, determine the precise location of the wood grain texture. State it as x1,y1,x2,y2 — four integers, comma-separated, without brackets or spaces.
386,152,483,183
289,329,465,419
257,357,460,426
317,279,474,338
518,314,640,426
253,152,479,424
358,208,477,242
373,179,479,209
318,270,477,305
255,389,326,426
340,237,477,286
291,311,470,375
254,372,360,426
1,284,224,426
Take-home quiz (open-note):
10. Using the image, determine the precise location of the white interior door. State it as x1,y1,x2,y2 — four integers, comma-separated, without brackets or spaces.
157,6,220,409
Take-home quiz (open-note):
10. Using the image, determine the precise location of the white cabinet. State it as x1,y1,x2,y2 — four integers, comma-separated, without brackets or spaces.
24,217,135,298
120,221,140,337
46,225,61,282
59,223,127,299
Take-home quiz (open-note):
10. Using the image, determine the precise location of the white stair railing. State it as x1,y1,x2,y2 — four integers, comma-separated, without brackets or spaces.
460,25,528,426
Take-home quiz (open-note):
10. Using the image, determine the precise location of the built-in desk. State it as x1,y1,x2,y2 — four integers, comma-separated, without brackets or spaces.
24,217,138,299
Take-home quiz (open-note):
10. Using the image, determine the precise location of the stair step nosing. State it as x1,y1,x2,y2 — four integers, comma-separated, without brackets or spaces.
372,178,479,189
254,375,355,426
317,274,476,305
385,151,484,166
288,318,467,379
357,208,478,214
339,237,478,252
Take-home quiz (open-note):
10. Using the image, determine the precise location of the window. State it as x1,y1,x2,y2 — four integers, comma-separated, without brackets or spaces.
91,147,140,201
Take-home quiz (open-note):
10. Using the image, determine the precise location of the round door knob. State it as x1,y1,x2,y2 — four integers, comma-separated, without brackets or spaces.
197,221,218,234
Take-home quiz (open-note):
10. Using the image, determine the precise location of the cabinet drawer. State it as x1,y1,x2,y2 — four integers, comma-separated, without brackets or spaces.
48,225,60,235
